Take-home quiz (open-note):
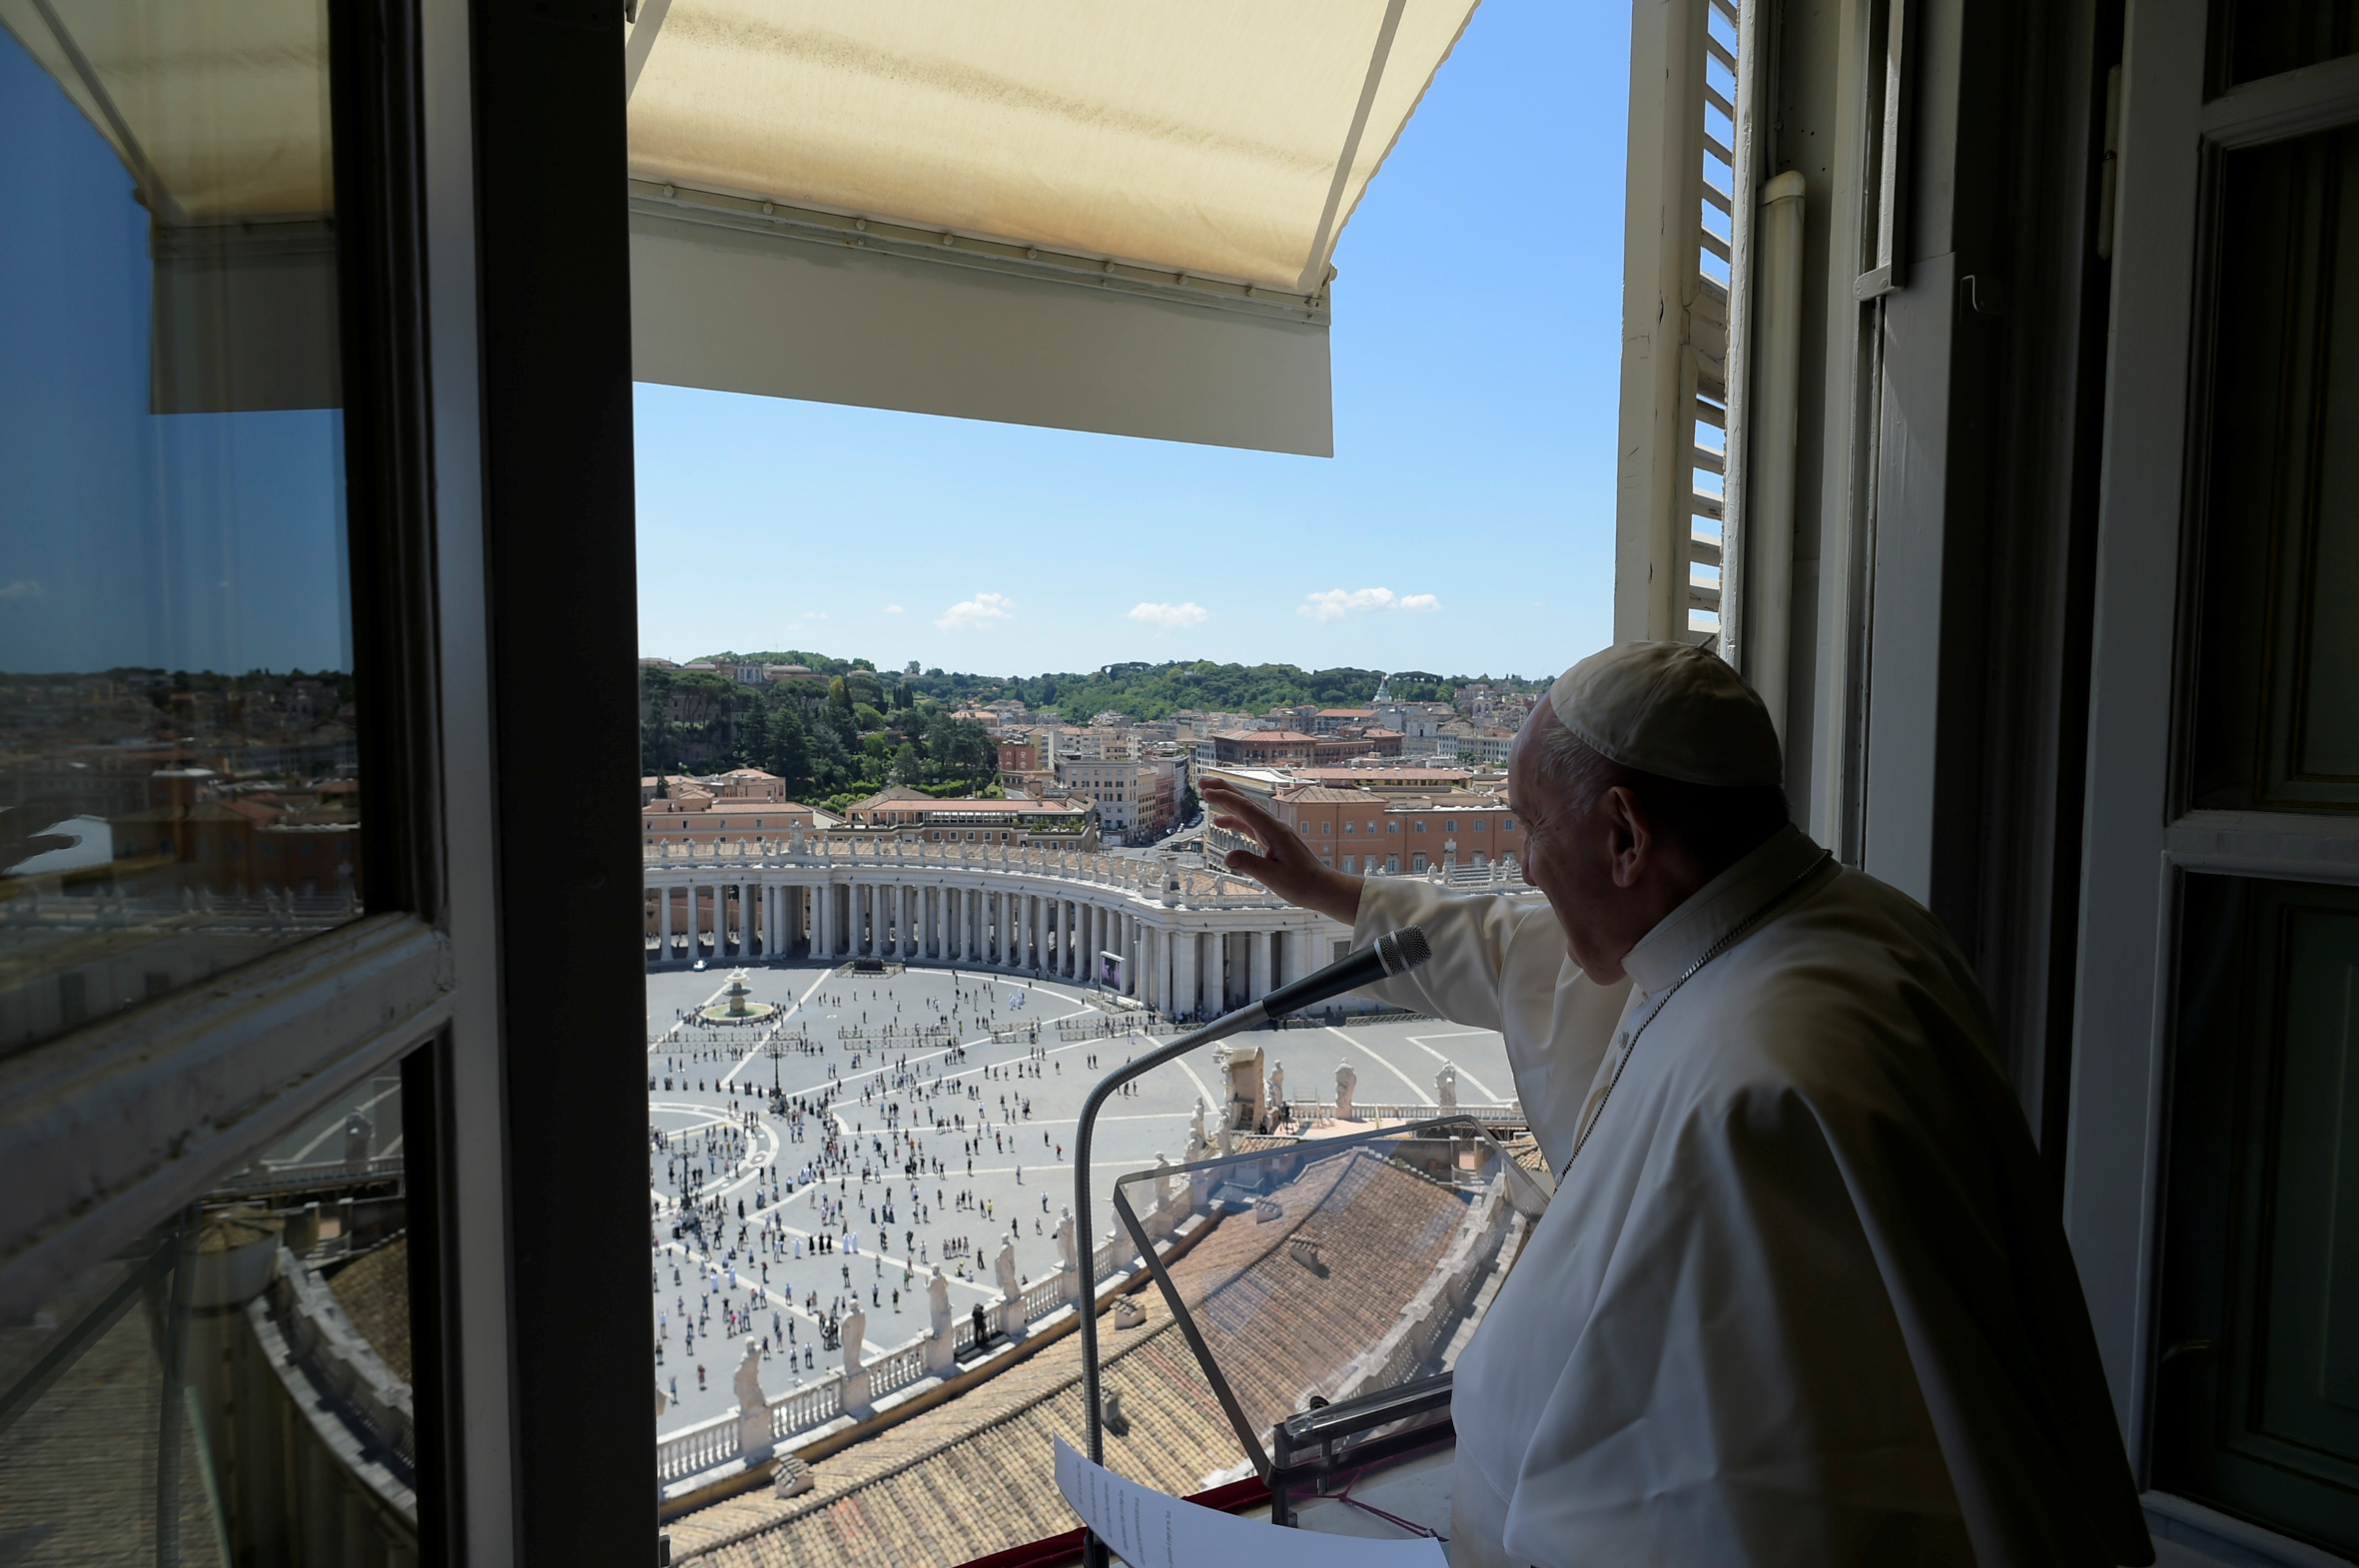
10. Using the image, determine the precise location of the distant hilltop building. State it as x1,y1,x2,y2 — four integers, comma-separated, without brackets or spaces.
641,768,837,845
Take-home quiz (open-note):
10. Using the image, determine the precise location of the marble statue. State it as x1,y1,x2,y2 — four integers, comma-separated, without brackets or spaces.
733,1336,769,1454
1268,1061,1286,1111
840,1308,867,1375
1057,1206,1078,1273
1436,1060,1459,1110
927,1265,952,1338
1335,1059,1359,1122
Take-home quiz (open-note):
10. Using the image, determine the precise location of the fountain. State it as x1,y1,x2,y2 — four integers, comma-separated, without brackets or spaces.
697,969,778,1024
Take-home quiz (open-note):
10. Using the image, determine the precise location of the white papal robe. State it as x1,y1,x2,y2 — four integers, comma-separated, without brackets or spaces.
1352,824,2148,1568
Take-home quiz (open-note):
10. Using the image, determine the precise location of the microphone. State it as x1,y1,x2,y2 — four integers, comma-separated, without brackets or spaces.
1071,926,1433,1567
1257,926,1432,1021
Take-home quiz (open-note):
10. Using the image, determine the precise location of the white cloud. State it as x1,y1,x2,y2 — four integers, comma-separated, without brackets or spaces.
0,580,43,600
798,610,829,620
1127,601,1208,630
1296,586,1437,621
935,592,1016,632
883,604,905,614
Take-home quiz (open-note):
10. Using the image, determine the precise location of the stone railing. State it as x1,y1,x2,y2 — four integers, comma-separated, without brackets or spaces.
1020,1275,1066,1321
1288,1103,1527,1128
263,1248,416,1489
768,1374,843,1440
641,834,1526,907
3,886,363,928
658,1411,748,1484
866,1340,929,1401
215,1155,405,1197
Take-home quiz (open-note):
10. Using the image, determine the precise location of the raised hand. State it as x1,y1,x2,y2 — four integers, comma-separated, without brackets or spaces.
1199,778,1362,926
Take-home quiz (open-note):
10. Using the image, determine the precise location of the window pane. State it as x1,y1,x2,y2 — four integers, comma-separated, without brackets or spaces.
2188,125,2359,812
0,1064,413,1567
2219,0,2358,90
2153,874,2359,1554
0,0,362,1057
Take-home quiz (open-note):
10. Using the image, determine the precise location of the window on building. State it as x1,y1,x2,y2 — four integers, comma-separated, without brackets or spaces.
1411,853,1428,873
1385,854,1400,874
1414,820,1427,833
1341,856,1357,873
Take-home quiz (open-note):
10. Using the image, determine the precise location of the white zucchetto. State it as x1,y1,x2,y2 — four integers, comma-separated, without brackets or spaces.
1548,641,1783,787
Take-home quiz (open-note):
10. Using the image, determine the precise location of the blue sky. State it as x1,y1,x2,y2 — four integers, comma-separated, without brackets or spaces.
634,0,1630,681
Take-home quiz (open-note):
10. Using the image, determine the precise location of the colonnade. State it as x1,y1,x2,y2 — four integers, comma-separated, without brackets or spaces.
643,873,1337,1019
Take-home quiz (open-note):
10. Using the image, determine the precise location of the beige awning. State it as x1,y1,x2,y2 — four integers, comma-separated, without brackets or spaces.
627,0,1476,296
626,0,1478,454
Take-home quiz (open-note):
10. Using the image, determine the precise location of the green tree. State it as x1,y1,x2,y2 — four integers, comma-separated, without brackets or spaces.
764,698,811,796
890,742,922,784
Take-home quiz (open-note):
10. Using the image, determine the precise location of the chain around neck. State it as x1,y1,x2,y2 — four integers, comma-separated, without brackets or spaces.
1565,850,1834,1170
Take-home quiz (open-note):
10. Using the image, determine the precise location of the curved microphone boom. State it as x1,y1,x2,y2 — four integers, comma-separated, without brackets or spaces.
1069,928,1431,1566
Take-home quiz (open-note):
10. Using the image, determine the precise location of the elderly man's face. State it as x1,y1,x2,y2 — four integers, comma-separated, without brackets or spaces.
1509,702,1687,984
1511,703,1620,979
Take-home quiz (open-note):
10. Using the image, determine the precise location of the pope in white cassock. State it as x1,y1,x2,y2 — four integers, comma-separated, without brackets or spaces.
1202,643,2151,1568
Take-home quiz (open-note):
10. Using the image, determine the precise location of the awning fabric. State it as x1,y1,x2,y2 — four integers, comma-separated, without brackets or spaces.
628,0,1477,295
626,0,1478,453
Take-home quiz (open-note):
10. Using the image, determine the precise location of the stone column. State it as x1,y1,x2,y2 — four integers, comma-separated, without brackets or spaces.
1173,930,1196,1021
1249,928,1271,1001
686,882,701,963
659,884,673,963
1200,933,1222,1017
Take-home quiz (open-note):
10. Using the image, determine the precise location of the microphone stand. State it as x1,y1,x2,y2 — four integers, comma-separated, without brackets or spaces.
1072,1000,1269,1568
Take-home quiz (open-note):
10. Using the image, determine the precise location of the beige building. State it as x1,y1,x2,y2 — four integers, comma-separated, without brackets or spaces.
1054,756,1180,839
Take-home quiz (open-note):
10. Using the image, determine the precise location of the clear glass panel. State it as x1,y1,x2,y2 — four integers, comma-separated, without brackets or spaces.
1113,1115,1548,1491
0,1062,413,1567
2219,0,2359,90
2153,874,2359,1555
2188,124,2359,813
0,0,361,1058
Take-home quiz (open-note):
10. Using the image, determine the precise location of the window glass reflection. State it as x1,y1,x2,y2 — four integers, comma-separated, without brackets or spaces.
0,1065,413,1568
0,0,360,1057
